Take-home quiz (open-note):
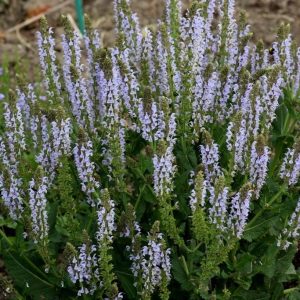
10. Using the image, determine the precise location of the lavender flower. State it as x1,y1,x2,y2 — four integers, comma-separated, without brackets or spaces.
233,118,248,174
208,178,229,232
48,28,61,93
3,0,300,296
282,34,294,78
280,141,300,186
28,176,49,244
294,48,300,93
114,0,142,61
261,71,283,129
37,31,48,87
128,222,171,297
140,236,171,294
141,28,155,90
277,198,300,250
228,184,253,238
0,174,24,220
139,101,166,142
226,2,239,71
67,243,100,296
37,28,61,95
36,116,72,183
4,103,26,160
152,113,177,197
73,140,100,206
200,135,223,182
189,171,208,211
153,147,176,197
191,11,206,73
61,32,95,130
96,189,116,243
156,27,170,95
250,137,270,199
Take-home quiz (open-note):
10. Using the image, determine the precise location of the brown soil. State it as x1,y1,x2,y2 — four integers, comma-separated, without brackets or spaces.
1,0,300,65
239,0,300,44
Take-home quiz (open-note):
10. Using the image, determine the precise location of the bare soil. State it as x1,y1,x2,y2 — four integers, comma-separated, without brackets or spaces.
1,0,300,64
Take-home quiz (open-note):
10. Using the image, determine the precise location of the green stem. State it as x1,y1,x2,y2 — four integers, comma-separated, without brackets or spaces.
180,135,191,166
282,112,291,135
0,228,12,246
87,207,96,232
134,184,146,210
288,119,297,133
182,243,193,253
181,136,187,155
191,242,202,253
180,255,189,276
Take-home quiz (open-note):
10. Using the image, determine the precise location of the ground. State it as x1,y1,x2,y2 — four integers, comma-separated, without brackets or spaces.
0,0,300,64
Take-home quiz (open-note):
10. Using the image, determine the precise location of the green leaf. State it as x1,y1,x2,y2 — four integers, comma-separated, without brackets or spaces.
255,244,278,278
117,271,136,300
244,214,280,242
233,289,270,300
3,250,57,299
172,256,193,291
285,289,300,300
235,252,255,274
0,216,17,228
276,246,297,276
285,264,296,275
234,277,252,290
271,282,284,300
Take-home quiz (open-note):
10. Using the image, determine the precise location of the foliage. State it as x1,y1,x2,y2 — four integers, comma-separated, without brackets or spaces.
1,0,300,299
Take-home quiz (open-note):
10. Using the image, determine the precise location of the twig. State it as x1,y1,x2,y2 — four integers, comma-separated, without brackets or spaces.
16,29,34,52
92,16,107,28
66,14,82,37
5,0,73,34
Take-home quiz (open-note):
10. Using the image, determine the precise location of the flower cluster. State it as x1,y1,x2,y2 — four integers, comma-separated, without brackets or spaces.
227,184,253,238
189,171,208,212
200,132,223,183
37,25,61,97
250,136,270,199
152,113,177,197
36,116,72,183
207,177,230,232
189,170,254,239
96,189,116,243
73,140,100,206
277,198,300,250
67,189,120,298
0,173,24,220
67,243,101,296
280,140,300,186
128,221,171,299
28,175,49,244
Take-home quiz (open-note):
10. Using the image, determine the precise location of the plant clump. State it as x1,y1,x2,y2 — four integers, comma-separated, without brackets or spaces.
1,0,300,299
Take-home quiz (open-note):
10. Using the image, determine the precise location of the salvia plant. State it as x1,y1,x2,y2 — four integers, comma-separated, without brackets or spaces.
1,0,300,299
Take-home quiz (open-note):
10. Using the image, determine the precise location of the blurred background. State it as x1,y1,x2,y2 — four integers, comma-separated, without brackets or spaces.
0,0,299,63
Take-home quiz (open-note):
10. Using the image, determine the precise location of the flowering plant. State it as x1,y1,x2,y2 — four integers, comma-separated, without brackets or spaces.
1,0,300,299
